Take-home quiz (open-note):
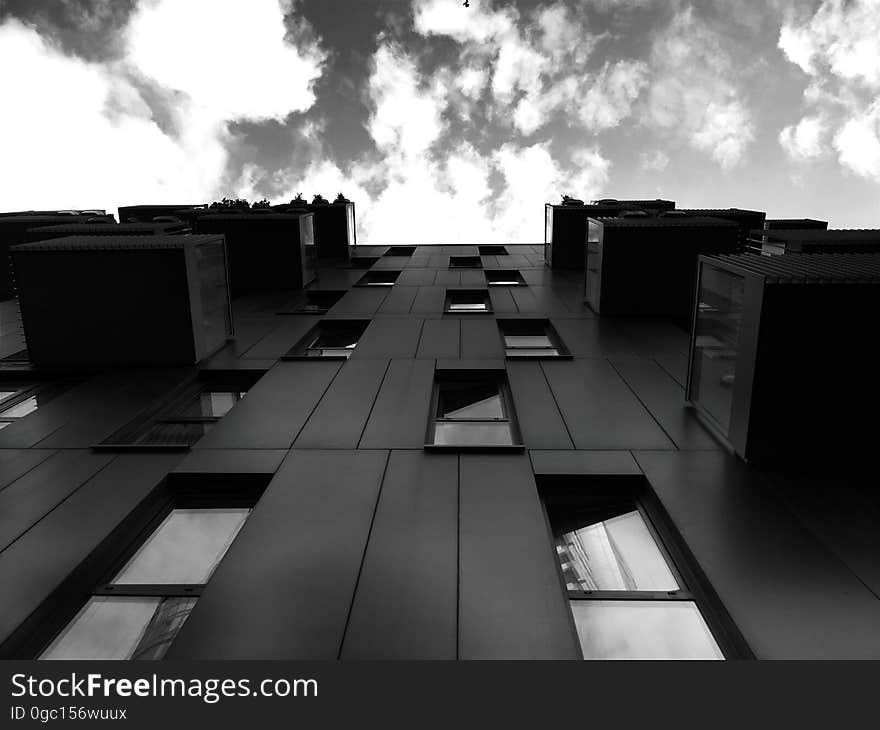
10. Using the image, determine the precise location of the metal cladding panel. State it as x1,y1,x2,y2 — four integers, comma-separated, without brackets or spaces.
0,453,182,652
171,449,287,476
542,359,675,450
610,358,720,450
634,451,880,659
359,359,435,449
434,270,461,286
510,287,570,314
529,450,642,476
410,286,446,314
0,449,57,491
417,319,460,358
377,286,418,314
460,319,504,359
350,318,423,359
488,287,517,313
327,287,388,315
194,362,341,450
295,359,388,448
549,318,640,358
241,317,320,359
396,269,435,286
506,362,573,449
458,453,579,659
0,450,114,552
341,451,458,659
167,450,388,659
18,370,193,449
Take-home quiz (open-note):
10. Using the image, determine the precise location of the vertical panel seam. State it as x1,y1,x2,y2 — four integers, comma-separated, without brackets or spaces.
356,359,393,449
538,362,576,449
607,359,680,450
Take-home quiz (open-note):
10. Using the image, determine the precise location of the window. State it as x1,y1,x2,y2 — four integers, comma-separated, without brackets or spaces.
356,270,400,287
280,290,345,315
285,319,369,360
479,245,508,255
349,256,379,269
445,289,492,314
98,375,261,449
541,481,731,660
384,246,415,257
499,319,568,358
449,256,482,269
427,376,520,448
485,269,526,286
0,380,73,430
39,505,251,660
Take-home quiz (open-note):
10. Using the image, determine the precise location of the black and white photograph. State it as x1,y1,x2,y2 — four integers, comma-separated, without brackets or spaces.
0,0,879,724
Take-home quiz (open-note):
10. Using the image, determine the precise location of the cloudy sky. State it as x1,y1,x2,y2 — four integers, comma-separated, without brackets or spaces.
1,0,879,243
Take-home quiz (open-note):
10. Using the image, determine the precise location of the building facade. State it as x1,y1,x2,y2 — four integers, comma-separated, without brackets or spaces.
1,237,879,660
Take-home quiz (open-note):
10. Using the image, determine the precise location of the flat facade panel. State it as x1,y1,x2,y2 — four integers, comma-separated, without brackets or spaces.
0,453,181,652
171,449,287,475
342,451,458,659
167,450,388,659
549,318,640,358
359,359,435,449
410,286,446,315
194,362,341,449
529,449,642,476
396,269,434,286
350,319,423,359
488,287,518,313
506,362,573,449
241,317,319,359
542,359,675,450
459,453,579,659
327,287,388,315
295,359,388,448
417,319,460,359
460,319,504,359
0,450,113,551
634,451,880,659
610,358,720,450
0,449,57,491
377,286,418,314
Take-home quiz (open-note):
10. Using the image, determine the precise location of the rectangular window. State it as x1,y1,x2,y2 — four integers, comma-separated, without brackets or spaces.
98,374,262,449
479,245,508,255
280,290,345,315
449,256,482,269
356,270,400,287
384,246,415,257
427,376,520,448
541,481,733,660
445,289,492,314
0,380,74,430
485,269,526,286
40,505,251,660
499,319,567,358
285,319,370,360
349,256,379,269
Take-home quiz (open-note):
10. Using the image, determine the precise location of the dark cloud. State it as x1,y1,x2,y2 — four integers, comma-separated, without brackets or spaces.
0,0,138,60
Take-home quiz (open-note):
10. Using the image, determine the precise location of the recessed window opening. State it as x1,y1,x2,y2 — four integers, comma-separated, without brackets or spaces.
449,256,482,269
445,289,491,314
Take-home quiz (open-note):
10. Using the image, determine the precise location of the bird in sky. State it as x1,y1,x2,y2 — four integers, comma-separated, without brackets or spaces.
463,1,469,7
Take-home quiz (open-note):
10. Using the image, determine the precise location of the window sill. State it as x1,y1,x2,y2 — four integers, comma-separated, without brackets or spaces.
505,353,573,360
423,443,525,453
280,354,352,361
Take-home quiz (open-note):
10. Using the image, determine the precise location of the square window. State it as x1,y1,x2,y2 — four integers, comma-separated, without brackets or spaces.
287,319,370,359
445,289,492,314
485,269,526,286
384,246,415,257
499,319,567,358
427,376,520,448
449,256,482,269
479,245,508,255
356,270,400,287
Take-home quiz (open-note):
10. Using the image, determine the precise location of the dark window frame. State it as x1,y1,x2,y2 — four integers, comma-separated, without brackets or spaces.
355,270,400,287
94,371,263,452
444,289,493,314
383,246,416,257
27,474,268,660
449,255,483,269
277,289,346,315
485,269,527,286
0,378,77,429
283,318,371,361
425,371,524,452
478,245,508,255
498,318,571,359
537,475,752,660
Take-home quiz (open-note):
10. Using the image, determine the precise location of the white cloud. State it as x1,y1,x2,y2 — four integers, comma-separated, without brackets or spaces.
779,116,827,160
779,0,880,181
644,8,755,170
640,150,670,173
0,2,326,211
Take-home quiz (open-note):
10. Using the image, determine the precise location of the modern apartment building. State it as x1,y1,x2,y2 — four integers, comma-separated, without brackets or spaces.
1,217,879,661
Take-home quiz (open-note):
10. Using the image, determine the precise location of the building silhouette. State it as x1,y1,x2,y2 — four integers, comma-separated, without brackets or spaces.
1,197,880,660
